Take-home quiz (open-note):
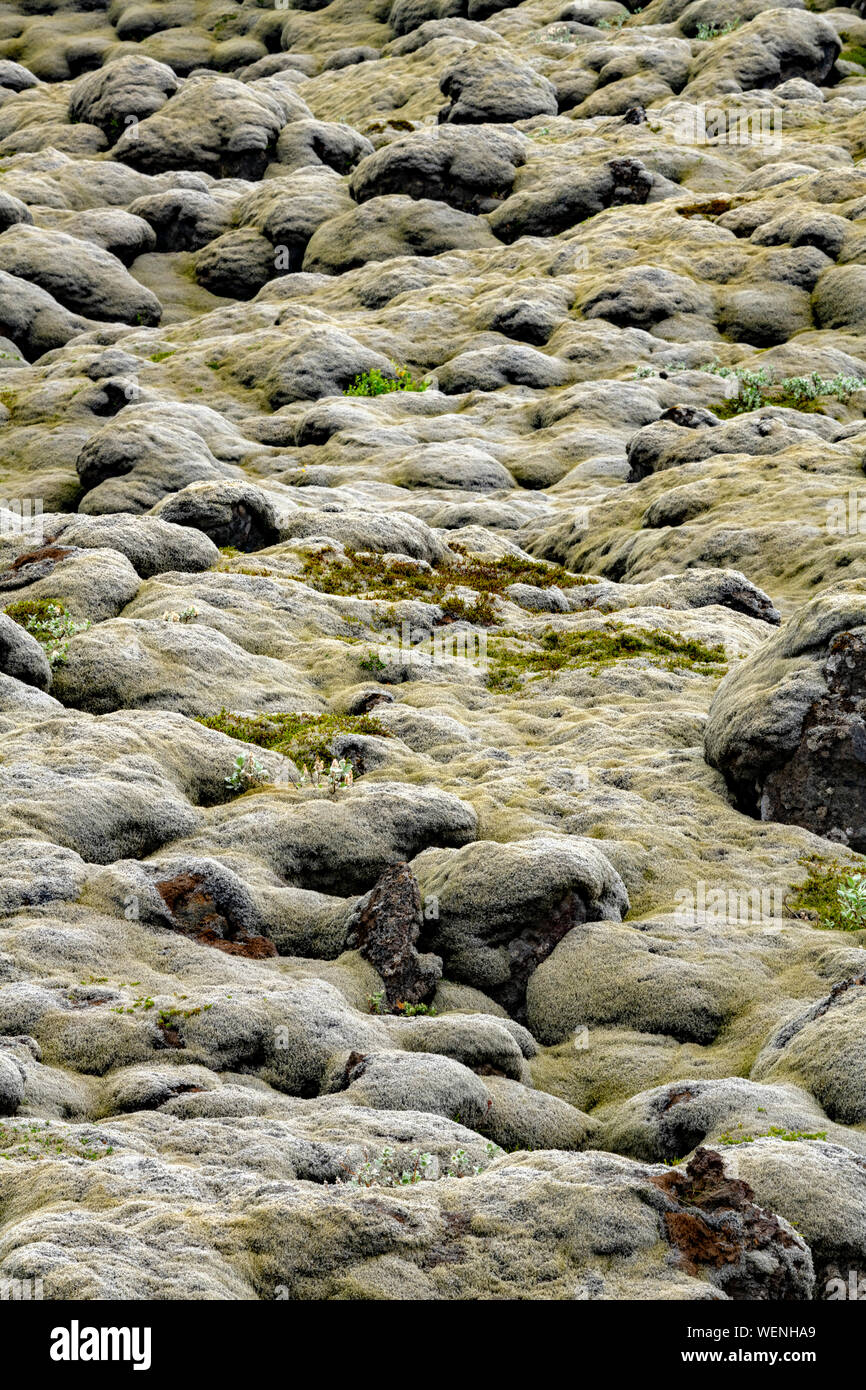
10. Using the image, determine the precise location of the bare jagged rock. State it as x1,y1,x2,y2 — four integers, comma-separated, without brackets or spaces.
648,1148,814,1301
344,861,443,1007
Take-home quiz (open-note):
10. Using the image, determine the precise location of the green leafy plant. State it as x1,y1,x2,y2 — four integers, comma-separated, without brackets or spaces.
158,1005,202,1028
445,1147,490,1177
360,649,386,672
535,24,581,44
633,363,866,416
341,1146,434,1186
299,755,354,795
4,598,90,667
337,1141,499,1186
837,873,866,929
788,856,866,932
225,751,267,793
696,20,740,39
162,606,198,623
368,991,437,1017
344,366,428,397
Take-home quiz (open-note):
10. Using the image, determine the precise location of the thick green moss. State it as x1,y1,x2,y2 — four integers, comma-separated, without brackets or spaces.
788,855,866,932
195,709,390,767
718,1125,827,1146
5,597,65,625
301,544,592,624
487,624,728,690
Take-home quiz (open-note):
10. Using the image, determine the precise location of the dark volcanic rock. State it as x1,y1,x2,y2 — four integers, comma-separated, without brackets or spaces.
152,481,281,552
413,837,628,1021
350,125,525,214
705,585,866,849
649,1148,813,1300
155,867,277,959
345,861,443,1007
489,157,655,243
759,632,866,851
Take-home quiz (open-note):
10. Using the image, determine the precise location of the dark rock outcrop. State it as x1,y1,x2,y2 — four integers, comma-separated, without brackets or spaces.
649,1148,813,1300
706,585,866,849
345,862,443,1007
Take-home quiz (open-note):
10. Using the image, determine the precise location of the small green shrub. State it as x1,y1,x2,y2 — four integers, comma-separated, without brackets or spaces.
301,544,592,621
344,366,428,396
4,598,90,667
225,751,266,793
838,874,866,928
340,1147,434,1186
633,363,866,416
368,991,437,1017
440,592,497,625
696,20,740,39
360,650,386,672
299,755,354,794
